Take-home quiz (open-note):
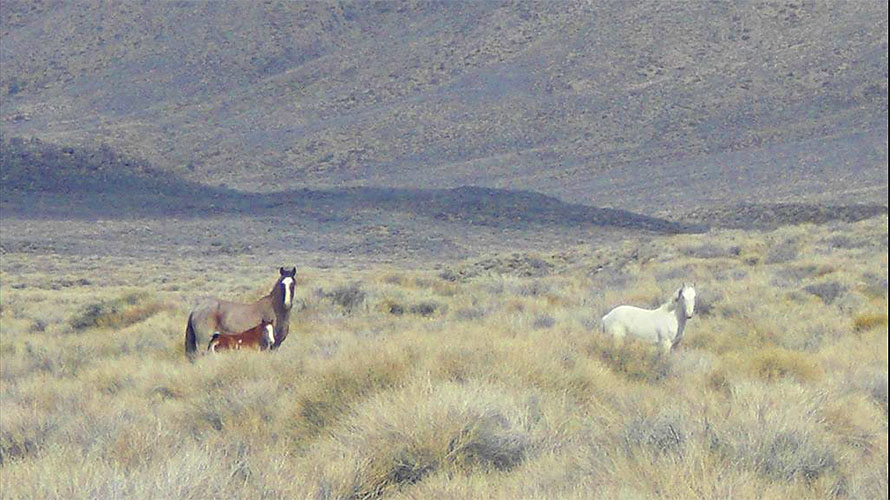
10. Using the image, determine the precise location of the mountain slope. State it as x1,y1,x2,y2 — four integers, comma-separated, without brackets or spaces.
1,1,887,210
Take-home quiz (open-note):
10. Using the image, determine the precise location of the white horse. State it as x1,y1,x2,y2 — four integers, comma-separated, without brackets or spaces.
601,283,696,353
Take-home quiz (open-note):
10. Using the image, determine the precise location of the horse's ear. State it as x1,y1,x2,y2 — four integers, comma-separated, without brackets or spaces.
289,267,296,276
279,267,286,275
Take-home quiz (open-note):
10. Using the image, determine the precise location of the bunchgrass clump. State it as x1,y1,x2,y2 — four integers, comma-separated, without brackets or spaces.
590,339,673,384
853,313,888,332
766,241,800,264
735,347,823,383
803,281,847,304
69,292,168,331
409,301,441,317
757,431,839,483
622,413,687,457
320,283,367,311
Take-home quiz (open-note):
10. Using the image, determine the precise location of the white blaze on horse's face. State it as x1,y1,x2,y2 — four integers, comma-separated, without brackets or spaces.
281,277,294,308
265,323,275,346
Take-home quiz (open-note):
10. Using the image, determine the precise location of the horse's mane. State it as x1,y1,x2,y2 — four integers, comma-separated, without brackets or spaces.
659,288,684,313
268,276,288,309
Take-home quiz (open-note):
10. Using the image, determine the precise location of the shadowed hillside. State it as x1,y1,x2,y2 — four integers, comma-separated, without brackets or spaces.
7,136,883,234
0,136,701,235
2,1,887,210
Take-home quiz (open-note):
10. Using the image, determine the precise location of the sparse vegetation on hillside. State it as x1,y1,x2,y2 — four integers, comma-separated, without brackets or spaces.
0,216,886,499
0,137,179,195
1,2,886,208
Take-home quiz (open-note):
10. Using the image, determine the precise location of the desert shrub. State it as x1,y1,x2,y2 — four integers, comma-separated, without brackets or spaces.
532,315,555,329
705,369,733,397
771,265,821,288
694,289,722,317
766,241,800,264
69,292,167,330
204,240,253,255
679,243,737,259
867,374,888,415
20,341,95,377
757,431,839,483
622,413,687,457
387,302,405,315
319,283,366,311
803,281,847,304
383,274,403,285
438,269,459,282
837,291,868,314
410,302,441,317
824,234,871,250
517,281,550,297
454,307,486,322
853,313,888,332
714,267,748,281
0,404,57,465
861,271,888,298
590,268,631,290
710,418,843,487
655,264,696,282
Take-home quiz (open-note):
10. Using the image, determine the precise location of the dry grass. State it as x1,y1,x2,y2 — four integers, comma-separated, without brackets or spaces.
0,216,887,499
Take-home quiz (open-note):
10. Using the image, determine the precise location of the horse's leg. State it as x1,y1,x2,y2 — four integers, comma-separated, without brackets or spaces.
602,314,622,347
611,325,626,347
271,322,289,350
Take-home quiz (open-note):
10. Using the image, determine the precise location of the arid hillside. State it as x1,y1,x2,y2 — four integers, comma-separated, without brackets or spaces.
2,1,887,210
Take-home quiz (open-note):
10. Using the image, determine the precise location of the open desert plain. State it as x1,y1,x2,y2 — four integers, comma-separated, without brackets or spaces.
1,2,888,499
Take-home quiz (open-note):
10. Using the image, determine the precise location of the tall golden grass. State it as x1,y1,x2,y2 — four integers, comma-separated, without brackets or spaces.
0,216,887,499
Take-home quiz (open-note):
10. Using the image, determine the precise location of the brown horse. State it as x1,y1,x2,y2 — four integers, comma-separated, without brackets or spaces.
207,319,275,353
185,267,296,360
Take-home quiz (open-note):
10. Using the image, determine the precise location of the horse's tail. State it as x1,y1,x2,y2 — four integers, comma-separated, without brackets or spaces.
185,313,198,361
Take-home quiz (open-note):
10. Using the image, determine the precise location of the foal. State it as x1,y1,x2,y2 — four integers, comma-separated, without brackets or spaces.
207,319,275,353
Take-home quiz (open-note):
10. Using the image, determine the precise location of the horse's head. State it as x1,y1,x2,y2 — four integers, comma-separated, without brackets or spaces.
676,283,696,319
275,267,297,310
261,319,275,349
